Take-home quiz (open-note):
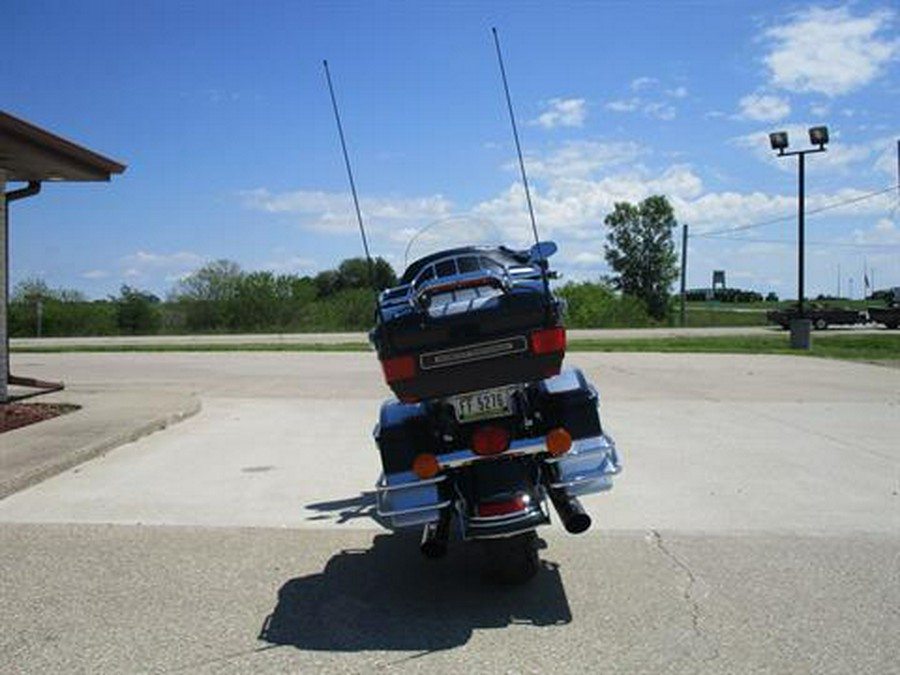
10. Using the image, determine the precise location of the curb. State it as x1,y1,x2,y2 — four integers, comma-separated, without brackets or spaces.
0,397,202,500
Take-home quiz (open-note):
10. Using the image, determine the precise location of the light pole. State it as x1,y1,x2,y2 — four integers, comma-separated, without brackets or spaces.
769,126,829,349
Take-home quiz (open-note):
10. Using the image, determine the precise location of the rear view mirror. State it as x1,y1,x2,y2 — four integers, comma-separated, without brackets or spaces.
529,241,557,261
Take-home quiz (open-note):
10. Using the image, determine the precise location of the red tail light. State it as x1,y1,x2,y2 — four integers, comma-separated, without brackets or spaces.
530,327,566,355
381,355,416,383
471,425,510,456
477,495,527,517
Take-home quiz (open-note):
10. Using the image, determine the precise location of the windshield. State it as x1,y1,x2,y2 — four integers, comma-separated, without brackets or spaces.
401,214,532,276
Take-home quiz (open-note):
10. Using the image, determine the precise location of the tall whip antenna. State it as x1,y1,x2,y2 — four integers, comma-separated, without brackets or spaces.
491,28,551,299
323,60,379,305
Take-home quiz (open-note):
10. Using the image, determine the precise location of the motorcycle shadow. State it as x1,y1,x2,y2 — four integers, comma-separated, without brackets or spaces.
259,531,572,653
304,491,391,529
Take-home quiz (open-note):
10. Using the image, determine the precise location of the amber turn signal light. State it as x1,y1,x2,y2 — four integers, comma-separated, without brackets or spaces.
412,453,440,479
546,427,572,457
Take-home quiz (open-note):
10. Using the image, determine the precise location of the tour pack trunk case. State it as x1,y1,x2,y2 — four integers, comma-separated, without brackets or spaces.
369,246,566,402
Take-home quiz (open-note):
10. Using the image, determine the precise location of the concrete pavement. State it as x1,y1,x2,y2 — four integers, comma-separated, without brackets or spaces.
0,387,199,500
0,350,898,673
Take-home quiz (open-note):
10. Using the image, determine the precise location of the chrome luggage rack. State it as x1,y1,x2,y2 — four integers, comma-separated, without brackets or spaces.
375,432,621,530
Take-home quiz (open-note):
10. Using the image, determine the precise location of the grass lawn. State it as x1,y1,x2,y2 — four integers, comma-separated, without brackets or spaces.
12,332,900,362
568,333,900,361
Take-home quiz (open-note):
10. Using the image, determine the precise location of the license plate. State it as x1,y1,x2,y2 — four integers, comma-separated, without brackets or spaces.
451,386,514,423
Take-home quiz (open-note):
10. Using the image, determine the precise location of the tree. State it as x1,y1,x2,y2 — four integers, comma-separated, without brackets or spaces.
113,285,161,334
315,257,397,298
172,259,243,330
603,195,679,319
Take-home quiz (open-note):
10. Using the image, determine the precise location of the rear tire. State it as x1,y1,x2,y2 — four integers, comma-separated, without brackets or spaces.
481,531,540,585
813,318,828,330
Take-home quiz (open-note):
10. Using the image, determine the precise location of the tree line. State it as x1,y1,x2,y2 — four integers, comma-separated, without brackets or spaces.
10,195,689,337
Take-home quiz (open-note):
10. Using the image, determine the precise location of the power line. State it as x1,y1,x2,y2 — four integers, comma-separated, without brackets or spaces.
694,234,900,250
693,183,899,238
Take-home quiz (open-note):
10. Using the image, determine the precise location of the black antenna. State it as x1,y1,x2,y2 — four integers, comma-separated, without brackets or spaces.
491,27,551,299
323,59,381,312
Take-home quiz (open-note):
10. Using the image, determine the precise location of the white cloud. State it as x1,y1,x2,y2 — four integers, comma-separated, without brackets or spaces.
570,250,606,266
116,251,206,285
731,126,881,172
852,217,900,245
666,86,689,99
520,140,644,180
874,139,900,176
606,98,676,120
605,98,640,113
643,101,676,121
533,98,587,129
121,251,205,268
261,256,317,274
81,269,109,280
763,6,899,97
809,102,830,117
737,92,791,121
631,76,658,91
241,188,454,235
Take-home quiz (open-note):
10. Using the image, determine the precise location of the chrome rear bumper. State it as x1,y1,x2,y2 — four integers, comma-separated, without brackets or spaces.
375,432,621,530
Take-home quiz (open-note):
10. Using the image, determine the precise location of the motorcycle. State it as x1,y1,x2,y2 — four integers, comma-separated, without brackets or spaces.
369,238,622,583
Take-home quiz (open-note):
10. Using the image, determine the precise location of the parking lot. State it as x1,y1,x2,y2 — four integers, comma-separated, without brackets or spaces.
1,350,898,673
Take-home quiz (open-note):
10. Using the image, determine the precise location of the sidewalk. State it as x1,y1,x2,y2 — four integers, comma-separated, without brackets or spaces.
0,387,200,499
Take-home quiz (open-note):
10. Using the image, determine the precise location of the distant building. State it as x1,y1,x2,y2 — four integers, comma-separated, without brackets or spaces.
712,270,726,291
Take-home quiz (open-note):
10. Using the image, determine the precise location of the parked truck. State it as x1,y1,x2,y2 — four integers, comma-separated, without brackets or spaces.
867,287,900,329
766,305,865,330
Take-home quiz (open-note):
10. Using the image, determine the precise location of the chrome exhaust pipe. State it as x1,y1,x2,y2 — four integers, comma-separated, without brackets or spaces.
420,509,451,558
549,490,592,534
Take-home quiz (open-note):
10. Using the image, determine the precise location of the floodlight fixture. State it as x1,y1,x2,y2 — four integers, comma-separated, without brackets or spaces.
808,126,829,148
767,122,829,349
769,131,789,153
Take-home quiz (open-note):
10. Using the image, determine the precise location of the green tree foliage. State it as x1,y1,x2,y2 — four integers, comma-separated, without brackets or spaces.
604,195,679,320
557,281,659,328
172,259,243,330
315,257,396,298
12,277,86,303
113,285,161,334
7,258,396,335
9,278,114,337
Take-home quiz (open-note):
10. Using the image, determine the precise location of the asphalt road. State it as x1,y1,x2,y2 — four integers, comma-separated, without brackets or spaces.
7,324,889,350
2,351,898,673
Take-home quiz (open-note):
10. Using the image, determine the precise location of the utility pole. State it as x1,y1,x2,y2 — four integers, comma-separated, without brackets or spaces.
680,223,688,327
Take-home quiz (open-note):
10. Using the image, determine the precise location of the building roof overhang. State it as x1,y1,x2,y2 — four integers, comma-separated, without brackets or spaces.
0,110,126,182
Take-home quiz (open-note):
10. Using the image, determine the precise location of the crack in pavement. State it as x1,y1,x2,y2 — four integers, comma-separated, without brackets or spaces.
649,530,719,663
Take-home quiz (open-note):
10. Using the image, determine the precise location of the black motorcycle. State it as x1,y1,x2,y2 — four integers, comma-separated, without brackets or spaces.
370,240,621,583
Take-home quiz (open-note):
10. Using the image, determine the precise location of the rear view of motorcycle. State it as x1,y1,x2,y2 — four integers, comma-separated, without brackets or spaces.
370,243,621,583
324,30,622,583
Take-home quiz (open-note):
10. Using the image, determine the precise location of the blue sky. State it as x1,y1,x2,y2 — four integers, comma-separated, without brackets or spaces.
3,0,898,300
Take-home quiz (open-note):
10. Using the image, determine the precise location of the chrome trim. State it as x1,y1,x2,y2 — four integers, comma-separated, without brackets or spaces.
376,500,452,518
438,437,546,469
546,433,622,497
544,434,617,464
550,475,614,491
468,507,536,524
466,525,541,540
374,472,450,521
375,472,446,491
419,335,528,371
